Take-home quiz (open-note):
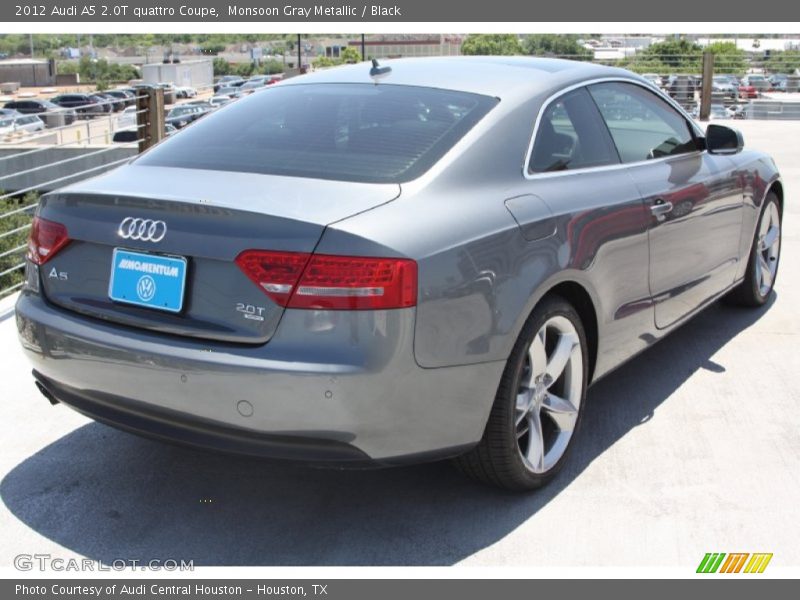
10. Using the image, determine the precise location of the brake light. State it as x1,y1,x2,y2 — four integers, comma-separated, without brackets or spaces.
27,216,70,265
235,250,417,310
235,250,310,307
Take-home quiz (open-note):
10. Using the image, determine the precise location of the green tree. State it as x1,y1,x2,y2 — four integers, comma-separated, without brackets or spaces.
704,41,747,74
212,57,232,76
314,56,339,68
638,38,702,72
232,62,256,77
340,46,362,63
764,50,800,74
200,43,226,55
460,34,522,56
57,57,138,83
260,59,284,75
523,35,591,59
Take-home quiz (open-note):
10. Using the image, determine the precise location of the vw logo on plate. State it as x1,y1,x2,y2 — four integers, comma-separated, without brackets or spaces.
118,217,167,242
136,275,156,302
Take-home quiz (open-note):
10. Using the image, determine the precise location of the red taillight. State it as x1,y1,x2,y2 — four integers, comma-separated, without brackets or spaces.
235,250,417,310
235,250,311,307
27,216,70,265
292,254,417,310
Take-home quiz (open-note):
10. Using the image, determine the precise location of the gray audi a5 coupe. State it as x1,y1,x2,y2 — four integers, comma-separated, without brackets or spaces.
16,57,783,490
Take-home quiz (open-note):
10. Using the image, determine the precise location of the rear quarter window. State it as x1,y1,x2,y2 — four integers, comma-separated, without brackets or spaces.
137,83,497,184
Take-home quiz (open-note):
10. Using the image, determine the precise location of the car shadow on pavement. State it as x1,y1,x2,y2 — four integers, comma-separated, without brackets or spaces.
0,297,775,566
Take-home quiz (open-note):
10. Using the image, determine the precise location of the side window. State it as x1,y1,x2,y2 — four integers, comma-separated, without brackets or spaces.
529,87,619,173
588,82,699,163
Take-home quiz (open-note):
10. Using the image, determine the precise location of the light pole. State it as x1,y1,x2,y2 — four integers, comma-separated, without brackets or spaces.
297,34,302,71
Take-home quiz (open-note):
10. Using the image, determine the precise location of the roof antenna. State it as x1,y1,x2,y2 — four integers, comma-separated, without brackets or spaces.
369,58,391,79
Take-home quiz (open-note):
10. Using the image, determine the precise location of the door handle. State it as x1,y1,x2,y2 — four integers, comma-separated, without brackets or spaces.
650,199,674,222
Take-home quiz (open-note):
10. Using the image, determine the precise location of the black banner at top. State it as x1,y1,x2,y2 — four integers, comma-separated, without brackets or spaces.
3,0,800,22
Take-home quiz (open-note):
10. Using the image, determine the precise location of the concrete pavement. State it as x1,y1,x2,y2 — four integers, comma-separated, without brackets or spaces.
0,120,798,568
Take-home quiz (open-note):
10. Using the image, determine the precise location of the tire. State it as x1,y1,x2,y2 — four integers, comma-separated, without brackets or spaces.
454,295,589,491
725,192,782,307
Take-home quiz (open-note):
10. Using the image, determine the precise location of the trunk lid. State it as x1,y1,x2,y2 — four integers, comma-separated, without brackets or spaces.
37,164,400,344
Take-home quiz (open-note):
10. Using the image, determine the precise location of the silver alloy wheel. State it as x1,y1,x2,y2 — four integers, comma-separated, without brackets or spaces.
755,202,781,297
515,315,583,474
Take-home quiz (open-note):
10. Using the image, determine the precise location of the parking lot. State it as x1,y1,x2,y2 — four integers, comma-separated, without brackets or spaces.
0,119,797,569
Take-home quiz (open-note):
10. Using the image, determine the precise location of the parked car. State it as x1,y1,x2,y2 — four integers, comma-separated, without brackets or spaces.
741,75,770,93
716,74,740,86
214,86,240,98
209,95,234,108
184,100,213,111
112,123,177,143
666,74,696,102
50,93,105,118
738,83,758,99
165,104,209,129
175,86,198,98
95,92,125,112
17,58,783,491
116,105,138,129
711,75,738,99
770,79,789,92
3,99,77,127
0,117,19,135
729,104,749,119
104,89,137,107
0,114,45,135
0,115,45,133
640,73,663,88
86,94,112,114
214,75,244,92
0,108,21,118
709,104,731,120
768,74,788,89
237,80,266,94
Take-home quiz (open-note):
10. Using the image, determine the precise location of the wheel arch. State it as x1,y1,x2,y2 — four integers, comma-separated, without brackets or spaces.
540,281,599,384
769,180,784,216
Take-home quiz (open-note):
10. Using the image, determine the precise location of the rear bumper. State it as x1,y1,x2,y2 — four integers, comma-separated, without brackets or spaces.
32,372,374,464
15,291,504,464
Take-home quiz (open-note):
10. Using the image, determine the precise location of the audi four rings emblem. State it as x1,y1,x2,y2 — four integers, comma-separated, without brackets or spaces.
118,217,167,242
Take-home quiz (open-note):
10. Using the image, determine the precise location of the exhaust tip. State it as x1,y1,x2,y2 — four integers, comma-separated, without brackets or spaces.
34,380,60,406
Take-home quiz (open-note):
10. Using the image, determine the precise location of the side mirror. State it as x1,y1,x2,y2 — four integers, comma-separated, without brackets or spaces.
706,124,744,155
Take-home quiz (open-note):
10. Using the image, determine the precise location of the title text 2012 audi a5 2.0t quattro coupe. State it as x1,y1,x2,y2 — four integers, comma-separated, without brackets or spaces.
16,57,783,490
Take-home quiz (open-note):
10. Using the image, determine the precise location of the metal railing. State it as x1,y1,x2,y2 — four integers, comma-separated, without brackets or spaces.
0,81,225,298
0,92,153,299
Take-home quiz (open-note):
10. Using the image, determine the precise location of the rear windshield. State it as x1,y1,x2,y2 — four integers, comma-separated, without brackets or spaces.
137,83,497,183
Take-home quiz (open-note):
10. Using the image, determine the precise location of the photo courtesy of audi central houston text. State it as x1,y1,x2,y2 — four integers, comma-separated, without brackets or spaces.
13,55,783,491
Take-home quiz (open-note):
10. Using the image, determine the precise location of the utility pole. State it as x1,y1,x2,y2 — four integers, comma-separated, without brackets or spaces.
297,34,302,71
361,34,366,60
29,34,34,58
699,51,715,121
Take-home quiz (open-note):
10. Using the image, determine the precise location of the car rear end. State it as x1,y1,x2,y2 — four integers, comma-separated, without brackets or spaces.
16,80,503,464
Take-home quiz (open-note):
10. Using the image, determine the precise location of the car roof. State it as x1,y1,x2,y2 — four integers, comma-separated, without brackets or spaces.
282,56,640,100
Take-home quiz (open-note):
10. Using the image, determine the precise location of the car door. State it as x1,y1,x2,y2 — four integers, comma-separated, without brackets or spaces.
516,87,654,371
588,81,744,329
